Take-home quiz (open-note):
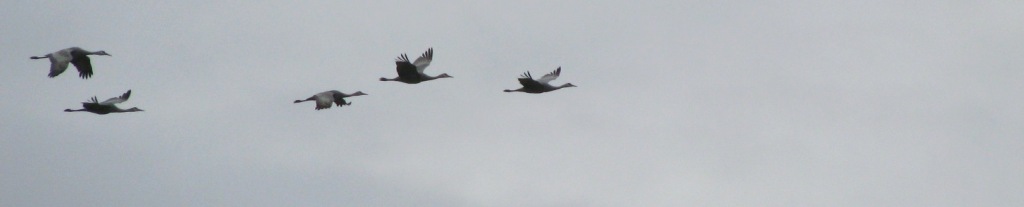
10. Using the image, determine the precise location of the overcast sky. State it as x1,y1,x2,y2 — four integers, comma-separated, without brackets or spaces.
2,1,1023,206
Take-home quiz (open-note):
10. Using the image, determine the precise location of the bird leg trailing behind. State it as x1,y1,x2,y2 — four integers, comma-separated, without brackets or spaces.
294,96,316,103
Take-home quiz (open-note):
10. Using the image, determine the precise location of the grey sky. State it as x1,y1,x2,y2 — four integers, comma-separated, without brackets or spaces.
2,1,1023,206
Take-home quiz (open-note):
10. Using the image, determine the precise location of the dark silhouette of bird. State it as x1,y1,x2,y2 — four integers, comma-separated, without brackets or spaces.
65,90,143,114
504,67,576,94
294,90,368,110
380,48,452,84
31,47,111,79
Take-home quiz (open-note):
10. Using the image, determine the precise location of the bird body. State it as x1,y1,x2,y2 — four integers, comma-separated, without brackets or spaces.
294,90,368,110
65,90,143,114
504,67,576,93
31,47,111,79
380,48,452,84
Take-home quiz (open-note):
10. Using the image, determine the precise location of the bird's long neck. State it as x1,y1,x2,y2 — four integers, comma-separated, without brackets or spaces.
341,91,368,98
83,50,108,56
111,107,142,113
423,74,448,81
504,88,524,93
554,84,575,90
65,109,87,112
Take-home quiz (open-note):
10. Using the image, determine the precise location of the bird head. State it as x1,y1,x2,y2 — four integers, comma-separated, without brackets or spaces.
127,107,143,112
562,83,577,88
96,51,111,56
438,73,453,78
351,91,368,96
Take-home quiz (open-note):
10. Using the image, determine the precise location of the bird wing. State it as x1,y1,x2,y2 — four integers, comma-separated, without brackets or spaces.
80,96,101,109
314,91,334,110
69,49,94,79
82,101,104,111
517,71,545,89
47,50,73,78
412,48,433,73
331,92,349,107
394,54,420,79
99,90,131,105
537,67,561,84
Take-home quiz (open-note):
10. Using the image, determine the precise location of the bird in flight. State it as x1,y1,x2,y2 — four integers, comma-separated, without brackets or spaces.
504,67,576,94
294,90,368,110
31,47,111,79
380,48,452,84
65,90,143,114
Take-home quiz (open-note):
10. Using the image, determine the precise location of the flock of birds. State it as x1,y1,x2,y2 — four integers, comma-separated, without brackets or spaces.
33,47,576,114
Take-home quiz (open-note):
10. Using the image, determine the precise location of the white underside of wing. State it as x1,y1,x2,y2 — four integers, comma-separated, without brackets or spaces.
537,74,559,84
99,97,127,105
49,50,73,75
314,93,334,109
413,60,431,72
413,48,433,72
